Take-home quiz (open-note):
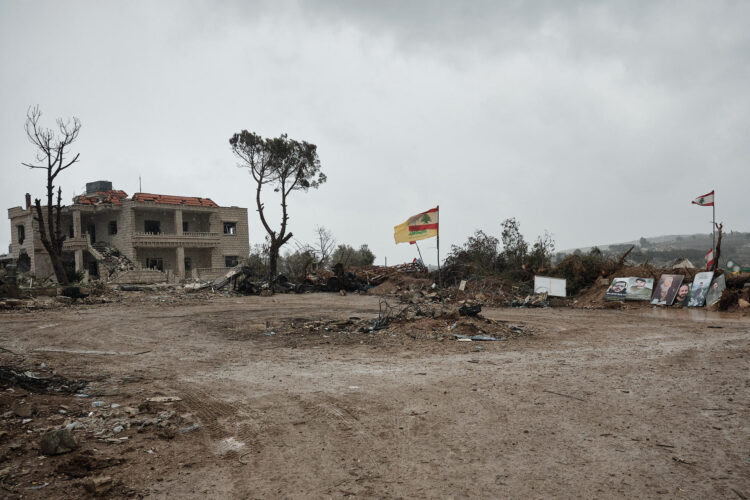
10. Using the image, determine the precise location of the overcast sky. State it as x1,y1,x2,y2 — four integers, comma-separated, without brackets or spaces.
1,0,748,265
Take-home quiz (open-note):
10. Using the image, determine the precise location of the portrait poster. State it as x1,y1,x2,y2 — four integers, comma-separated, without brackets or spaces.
604,277,628,301
625,277,654,301
705,274,726,307
650,274,684,305
688,271,715,307
673,282,691,307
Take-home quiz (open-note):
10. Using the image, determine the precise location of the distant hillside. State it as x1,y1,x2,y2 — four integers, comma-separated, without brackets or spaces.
556,232,750,268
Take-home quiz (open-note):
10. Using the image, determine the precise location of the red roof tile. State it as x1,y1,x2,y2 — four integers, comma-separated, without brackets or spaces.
132,193,219,207
74,190,128,205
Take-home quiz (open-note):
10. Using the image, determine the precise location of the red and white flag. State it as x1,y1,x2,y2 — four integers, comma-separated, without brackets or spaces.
691,190,714,206
705,249,714,270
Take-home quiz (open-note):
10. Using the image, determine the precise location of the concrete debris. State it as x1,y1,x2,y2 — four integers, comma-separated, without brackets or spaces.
510,293,549,308
453,334,502,341
458,304,482,316
39,428,79,455
84,475,113,496
190,263,397,295
91,241,136,281
0,366,87,393
146,396,182,403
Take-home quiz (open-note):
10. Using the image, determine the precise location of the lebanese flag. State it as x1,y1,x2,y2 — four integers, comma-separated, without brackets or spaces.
394,207,439,244
705,249,714,270
691,190,714,206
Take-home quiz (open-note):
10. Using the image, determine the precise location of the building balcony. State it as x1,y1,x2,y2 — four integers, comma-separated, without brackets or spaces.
62,236,89,251
132,232,220,248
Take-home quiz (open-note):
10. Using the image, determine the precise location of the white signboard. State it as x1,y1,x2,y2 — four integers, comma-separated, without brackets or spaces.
534,276,566,297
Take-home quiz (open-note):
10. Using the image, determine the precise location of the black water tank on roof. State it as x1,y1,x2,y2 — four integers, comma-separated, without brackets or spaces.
86,180,113,194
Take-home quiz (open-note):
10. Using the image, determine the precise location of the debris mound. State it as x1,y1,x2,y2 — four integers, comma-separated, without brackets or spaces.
0,365,87,393
92,241,136,281
246,298,530,346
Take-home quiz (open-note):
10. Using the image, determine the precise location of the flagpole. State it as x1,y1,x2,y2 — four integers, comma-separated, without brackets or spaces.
414,241,425,268
437,204,442,300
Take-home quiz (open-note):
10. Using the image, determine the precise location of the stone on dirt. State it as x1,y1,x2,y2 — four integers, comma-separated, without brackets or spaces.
84,475,113,495
40,428,79,455
146,396,182,403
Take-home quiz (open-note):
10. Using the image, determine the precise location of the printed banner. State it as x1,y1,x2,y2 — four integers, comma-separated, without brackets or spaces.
651,274,684,305
687,272,714,307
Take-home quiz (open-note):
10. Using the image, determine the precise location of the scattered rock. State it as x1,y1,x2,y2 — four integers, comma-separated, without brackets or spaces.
40,428,79,456
177,423,201,434
157,423,177,440
84,475,113,496
146,396,182,403
739,298,750,309
122,406,138,416
13,405,32,418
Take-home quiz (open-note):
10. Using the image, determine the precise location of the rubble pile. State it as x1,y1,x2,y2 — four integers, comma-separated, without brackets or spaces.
192,263,398,295
247,298,531,345
91,241,136,281
0,366,87,393
717,281,750,311
0,361,201,496
0,265,21,299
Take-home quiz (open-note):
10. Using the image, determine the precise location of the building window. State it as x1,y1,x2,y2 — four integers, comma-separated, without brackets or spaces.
225,255,239,267
184,257,192,271
16,225,25,245
108,220,117,235
69,225,74,238
144,220,161,234
182,221,189,233
145,258,163,271
223,222,236,235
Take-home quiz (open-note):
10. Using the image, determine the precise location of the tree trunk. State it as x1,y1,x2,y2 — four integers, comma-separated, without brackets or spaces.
34,199,68,285
50,251,69,285
268,241,279,281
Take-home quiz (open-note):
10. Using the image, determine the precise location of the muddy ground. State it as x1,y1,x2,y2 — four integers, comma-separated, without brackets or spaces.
0,293,748,498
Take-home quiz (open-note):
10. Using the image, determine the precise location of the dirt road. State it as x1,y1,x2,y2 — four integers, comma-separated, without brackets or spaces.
1,294,748,498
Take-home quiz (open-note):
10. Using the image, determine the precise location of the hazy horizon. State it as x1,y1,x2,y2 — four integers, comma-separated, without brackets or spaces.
2,1,748,265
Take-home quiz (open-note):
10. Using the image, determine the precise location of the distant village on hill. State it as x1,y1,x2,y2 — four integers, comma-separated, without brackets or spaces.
556,232,750,268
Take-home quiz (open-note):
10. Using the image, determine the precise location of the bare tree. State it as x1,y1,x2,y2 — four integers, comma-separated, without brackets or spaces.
22,106,81,284
229,131,326,279
312,226,336,268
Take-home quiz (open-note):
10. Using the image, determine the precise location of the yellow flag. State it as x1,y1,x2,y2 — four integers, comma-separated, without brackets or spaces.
394,207,439,244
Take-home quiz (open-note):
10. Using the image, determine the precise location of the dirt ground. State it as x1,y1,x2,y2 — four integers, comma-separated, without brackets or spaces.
0,293,748,498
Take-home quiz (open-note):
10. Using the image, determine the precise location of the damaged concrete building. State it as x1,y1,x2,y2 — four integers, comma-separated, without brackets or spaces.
7,181,249,281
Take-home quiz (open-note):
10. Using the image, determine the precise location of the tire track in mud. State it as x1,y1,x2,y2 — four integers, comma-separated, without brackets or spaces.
295,393,395,494
176,386,265,461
